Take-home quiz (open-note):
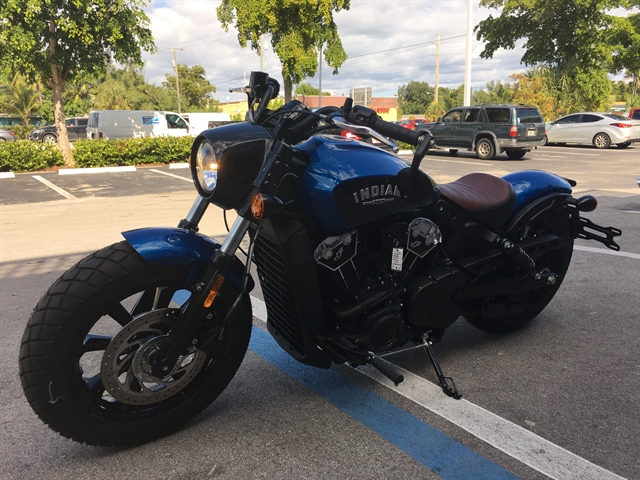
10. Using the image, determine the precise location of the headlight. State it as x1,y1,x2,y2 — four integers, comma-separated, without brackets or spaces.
194,140,220,195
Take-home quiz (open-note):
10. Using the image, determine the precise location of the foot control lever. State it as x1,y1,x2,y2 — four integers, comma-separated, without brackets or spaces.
423,339,462,399
368,353,404,386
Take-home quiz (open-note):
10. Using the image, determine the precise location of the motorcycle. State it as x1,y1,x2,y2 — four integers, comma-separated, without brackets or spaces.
20,72,621,446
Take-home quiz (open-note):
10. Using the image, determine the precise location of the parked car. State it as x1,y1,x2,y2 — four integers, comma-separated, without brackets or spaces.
181,112,232,135
0,129,16,142
397,118,426,130
28,117,88,143
86,110,191,140
545,112,640,148
625,108,640,120
415,104,546,160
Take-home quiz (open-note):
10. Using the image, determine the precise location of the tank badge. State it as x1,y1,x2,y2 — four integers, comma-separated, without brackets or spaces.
353,184,401,205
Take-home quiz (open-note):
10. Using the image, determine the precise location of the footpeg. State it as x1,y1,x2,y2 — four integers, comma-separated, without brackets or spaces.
423,339,462,399
368,353,404,386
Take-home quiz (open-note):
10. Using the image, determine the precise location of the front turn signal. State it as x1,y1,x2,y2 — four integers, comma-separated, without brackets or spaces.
203,275,225,307
251,193,284,220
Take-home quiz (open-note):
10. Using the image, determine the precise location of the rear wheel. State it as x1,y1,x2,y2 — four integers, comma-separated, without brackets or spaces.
617,142,631,149
42,133,57,144
593,133,611,149
475,138,496,160
464,208,573,333
448,149,458,156
506,149,527,160
19,241,252,446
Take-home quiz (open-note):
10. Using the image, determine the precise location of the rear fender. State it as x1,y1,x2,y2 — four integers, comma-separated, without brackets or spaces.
122,227,253,292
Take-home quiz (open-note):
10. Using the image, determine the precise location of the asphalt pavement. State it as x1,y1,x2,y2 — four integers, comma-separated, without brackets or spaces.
0,144,638,479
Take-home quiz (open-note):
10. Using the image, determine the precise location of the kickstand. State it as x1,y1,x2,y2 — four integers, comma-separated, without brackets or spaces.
423,339,462,399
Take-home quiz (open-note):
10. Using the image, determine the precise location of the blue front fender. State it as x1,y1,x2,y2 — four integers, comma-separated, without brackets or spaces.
122,227,253,292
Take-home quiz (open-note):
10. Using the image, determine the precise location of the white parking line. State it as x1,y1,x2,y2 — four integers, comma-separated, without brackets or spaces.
574,245,640,259
58,166,136,175
0,172,15,179
149,168,193,182
249,297,623,480
32,175,79,201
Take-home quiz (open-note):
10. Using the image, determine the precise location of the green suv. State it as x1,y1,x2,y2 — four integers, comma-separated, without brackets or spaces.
416,105,546,160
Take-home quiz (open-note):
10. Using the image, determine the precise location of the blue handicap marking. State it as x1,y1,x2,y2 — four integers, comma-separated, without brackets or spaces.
249,326,519,480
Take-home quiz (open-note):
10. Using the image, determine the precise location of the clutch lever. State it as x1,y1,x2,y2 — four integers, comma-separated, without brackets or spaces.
332,116,399,153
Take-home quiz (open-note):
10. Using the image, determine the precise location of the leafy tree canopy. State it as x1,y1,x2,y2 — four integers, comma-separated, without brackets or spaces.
295,82,331,96
163,64,217,111
0,0,155,165
217,0,350,101
398,81,434,115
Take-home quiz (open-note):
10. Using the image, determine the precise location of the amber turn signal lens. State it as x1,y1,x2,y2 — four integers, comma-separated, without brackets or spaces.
251,193,264,219
203,275,225,308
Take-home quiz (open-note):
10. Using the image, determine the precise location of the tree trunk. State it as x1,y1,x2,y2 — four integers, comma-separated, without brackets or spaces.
283,76,293,103
48,18,74,168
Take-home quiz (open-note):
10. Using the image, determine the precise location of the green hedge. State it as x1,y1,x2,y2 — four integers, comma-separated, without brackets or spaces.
0,136,193,172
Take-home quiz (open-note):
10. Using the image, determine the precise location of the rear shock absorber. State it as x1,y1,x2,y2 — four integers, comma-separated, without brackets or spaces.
497,238,557,285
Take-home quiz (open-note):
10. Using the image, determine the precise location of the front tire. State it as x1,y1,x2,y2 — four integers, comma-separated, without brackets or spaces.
593,133,611,149
464,208,573,333
42,133,57,144
475,138,496,160
19,241,252,446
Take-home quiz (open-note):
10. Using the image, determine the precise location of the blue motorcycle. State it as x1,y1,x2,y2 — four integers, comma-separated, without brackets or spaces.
20,72,621,446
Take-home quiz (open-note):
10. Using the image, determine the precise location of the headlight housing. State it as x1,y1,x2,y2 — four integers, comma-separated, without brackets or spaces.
194,140,220,195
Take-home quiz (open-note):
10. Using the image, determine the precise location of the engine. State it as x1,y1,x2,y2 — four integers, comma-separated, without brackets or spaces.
314,217,454,352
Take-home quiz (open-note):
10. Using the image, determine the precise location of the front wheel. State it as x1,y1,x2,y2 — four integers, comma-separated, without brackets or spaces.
42,133,57,144
593,133,611,149
19,241,252,446
475,138,496,160
464,208,573,333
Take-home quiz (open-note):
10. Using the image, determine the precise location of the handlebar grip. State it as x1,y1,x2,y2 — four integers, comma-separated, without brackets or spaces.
346,105,421,146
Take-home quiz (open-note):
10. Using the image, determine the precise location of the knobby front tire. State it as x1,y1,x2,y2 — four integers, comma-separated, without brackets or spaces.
19,241,252,446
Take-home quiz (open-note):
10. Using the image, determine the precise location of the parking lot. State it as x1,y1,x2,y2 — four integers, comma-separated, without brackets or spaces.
1,144,638,479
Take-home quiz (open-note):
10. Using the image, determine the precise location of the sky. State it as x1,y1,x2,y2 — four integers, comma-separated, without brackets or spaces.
141,0,532,104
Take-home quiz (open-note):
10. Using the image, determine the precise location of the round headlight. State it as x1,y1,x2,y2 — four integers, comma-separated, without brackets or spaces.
195,140,219,195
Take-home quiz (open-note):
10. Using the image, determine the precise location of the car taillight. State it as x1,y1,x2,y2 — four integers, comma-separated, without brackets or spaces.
341,130,362,141
99,131,103,139
610,123,633,128
510,126,518,137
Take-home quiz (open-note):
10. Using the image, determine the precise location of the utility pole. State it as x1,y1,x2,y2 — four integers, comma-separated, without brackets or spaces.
435,34,440,103
165,47,184,113
463,0,472,106
318,45,323,108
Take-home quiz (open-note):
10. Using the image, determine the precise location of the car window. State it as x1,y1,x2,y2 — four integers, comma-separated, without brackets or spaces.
65,119,75,127
516,108,543,124
485,108,510,123
604,113,632,121
166,114,187,129
580,114,602,123
442,110,462,123
78,119,88,126
464,108,481,122
88,112,99,128
555,115,581,124
632,111,640,120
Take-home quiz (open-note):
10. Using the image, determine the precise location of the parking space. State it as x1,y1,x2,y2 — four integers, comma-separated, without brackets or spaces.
0,145,638,479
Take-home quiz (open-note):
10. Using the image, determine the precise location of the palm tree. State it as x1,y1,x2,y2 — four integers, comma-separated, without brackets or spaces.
0,73,43,125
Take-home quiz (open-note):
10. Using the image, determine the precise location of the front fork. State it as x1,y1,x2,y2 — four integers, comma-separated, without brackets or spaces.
151,195,253,378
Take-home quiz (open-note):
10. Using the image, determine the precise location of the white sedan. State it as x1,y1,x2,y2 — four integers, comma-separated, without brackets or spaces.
545,112,640,148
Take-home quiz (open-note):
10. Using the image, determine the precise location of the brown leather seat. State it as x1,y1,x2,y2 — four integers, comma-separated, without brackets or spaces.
439,173,516,229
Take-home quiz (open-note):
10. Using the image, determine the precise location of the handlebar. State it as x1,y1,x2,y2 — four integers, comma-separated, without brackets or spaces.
346,105,422,146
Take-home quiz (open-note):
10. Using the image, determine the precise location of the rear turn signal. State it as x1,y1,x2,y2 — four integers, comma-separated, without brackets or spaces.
509,126,518,137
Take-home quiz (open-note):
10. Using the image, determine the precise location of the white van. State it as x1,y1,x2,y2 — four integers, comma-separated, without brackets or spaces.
86,110,192,140
181,112,232,135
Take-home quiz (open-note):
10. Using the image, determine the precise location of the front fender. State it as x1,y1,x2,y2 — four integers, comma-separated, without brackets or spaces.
122,227,253,292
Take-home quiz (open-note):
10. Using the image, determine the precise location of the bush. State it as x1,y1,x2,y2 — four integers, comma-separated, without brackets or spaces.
0,141,64,172
0,136,194,172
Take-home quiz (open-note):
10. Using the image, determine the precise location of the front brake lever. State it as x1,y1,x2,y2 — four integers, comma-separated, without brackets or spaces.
332,116,399,153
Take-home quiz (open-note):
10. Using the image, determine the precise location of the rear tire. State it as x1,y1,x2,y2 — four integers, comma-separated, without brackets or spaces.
506,149,527,160
42,133,57,144
19,241,252,446
475,138,496,160
448,149,458,156
616,142,631,149
464,208,573,333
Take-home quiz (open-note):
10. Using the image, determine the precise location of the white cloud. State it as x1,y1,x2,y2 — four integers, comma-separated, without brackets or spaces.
142,0,531,102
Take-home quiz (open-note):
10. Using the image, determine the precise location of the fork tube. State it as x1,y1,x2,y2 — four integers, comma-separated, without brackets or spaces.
220,217,252,256
178,195,209,230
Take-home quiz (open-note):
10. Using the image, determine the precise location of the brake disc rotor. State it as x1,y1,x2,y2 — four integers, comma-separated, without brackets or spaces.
101,308,207,405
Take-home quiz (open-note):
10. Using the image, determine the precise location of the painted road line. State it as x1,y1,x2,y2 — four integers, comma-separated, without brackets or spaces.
574,245,640,259
32,175,79,201
58,166,136,175
358,366,624,480
149,168,193,182
169,163,189,169
249,326,517,480
250,296,625,480
0,172,15,179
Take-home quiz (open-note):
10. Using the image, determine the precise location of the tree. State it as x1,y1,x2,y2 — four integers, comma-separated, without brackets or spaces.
295,82,331,96
0,73,43,125
473,80,512,105
508,71,556,120
163,64,217,111
0,1,155,166
217,0,350,102
398,81,434,116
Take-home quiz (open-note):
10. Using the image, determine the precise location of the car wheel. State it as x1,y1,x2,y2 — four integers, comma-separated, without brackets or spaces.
506,149,527,160
616,142,631,149
42,134,57,144
541,135,548,146
448,149,458,156
0,138,5,142
593,133,611,149
475,138,495,160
